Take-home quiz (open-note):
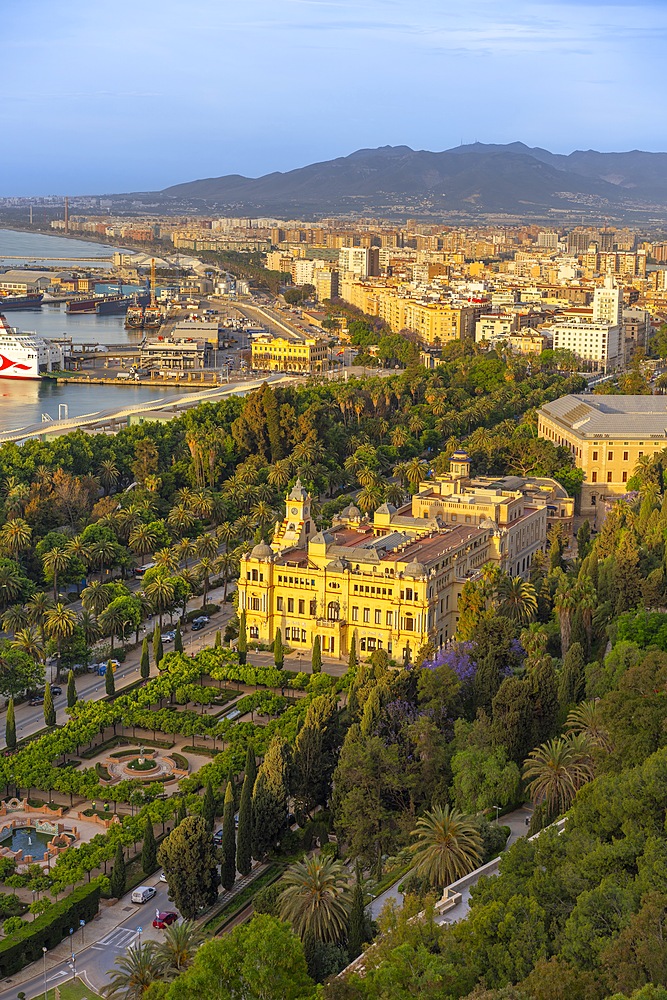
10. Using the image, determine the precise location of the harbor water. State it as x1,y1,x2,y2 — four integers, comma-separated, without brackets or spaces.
0,229,201,434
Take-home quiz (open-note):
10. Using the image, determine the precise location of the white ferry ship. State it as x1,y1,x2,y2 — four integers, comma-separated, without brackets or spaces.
0,314,63,380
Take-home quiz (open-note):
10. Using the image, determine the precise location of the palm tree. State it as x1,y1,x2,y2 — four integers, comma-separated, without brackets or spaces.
410,805,482,889
78,609,102,647
192,491,214,521
267,460,291,491
144,575,175,627
66,536,92,575
44,603,77,679
215,521,237,551
3,482,30,518
234,515,254,542
406,457,429,493
153,547,179,573
98,602,130,653
175,538,196,569
196,534,219,561
523,735,595,819
82,580,114,616
129,524,159,566
26,591,53,644
91,539,117,581
358,482,384,515
216,550,238,602
0,561,23,608
566,701,613,751
11,626,44,664
496,575,537,625
1,604,28,635
250,501,276,534
574,575,597,653
167,505,196,538
98,459,120,495
278,855,351,944
105,942,162,1000
42,546,71,601
197,558,214,608
0,517,32,559
155,920,204,978
390,425,410,449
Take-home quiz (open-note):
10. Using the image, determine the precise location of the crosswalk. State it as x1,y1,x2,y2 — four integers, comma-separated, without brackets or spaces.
92,927,139,951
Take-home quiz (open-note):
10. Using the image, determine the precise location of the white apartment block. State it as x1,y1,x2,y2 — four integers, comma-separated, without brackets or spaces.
475,313,515,344
338,247,380,278
550,319,623,372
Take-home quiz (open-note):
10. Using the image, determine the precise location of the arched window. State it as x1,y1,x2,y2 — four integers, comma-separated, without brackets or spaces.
404,615,414,632
327,601,340,621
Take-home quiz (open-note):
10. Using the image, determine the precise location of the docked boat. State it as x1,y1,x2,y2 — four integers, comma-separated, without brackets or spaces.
0,314,63,380
143,305,162,329
125,303,145,328
0,292,44,310
65,297,97,314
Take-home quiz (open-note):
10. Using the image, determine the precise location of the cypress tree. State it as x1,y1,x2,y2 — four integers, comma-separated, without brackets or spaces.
215,629,222,649
347,865,366,959
262,383,283,463
153,625,163,668
252,736,290,860
221,781,236,891
140,637,150,681
238,610,247,665
558,642,586,707
203,780,216,832
141,817,157,874
348,633,357,674
177,797,187,825
5,698,16,750
311,635,322,674
175,623,183,654
66,669,77,709
43,681,56,727
105,661,115,698
273,628,284,670
236,744,255,877
109,842,126,898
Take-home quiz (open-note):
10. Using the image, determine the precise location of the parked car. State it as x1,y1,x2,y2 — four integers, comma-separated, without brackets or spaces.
193,615,210,625
162,631,176,643
51,685,62,696
191,620,205,631
213,829,224,846
131,886,156,904
152,910,178,929
29,696,44,706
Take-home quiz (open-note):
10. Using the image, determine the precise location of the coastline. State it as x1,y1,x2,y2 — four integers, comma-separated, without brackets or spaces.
0,225,139,259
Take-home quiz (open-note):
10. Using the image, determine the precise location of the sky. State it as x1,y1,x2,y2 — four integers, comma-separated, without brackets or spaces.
3,0,667,195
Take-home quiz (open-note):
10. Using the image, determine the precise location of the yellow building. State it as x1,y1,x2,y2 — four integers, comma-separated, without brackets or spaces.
237,456,551,661
251,334,329,373
538,394,667,518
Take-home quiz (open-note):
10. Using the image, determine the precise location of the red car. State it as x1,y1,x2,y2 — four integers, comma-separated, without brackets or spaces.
152,911,178,929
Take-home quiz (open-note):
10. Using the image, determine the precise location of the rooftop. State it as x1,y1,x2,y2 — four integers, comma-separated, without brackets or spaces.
539,394,667,438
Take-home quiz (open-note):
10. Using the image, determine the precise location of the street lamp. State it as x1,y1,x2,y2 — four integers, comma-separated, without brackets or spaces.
42,946,47,1000
493,805,501,824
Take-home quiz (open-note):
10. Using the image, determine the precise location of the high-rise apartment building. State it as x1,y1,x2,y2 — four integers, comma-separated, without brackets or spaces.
338,247,380,277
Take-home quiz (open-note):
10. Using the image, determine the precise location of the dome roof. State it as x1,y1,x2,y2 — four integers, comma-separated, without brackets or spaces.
342,504,361,518
327,557,349,572
403,558,427,579
375,502,396,515
250,541,273,560
451,449,470,461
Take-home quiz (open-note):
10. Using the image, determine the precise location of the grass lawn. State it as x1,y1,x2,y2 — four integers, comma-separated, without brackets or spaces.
29,977,102,1000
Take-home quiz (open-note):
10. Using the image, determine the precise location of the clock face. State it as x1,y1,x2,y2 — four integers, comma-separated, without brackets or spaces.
291,506,299,515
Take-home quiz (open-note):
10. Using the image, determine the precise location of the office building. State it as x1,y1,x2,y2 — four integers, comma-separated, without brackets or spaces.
251,334,329,373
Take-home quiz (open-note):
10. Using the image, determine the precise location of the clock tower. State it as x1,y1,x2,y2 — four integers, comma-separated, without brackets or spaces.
272,478,315,552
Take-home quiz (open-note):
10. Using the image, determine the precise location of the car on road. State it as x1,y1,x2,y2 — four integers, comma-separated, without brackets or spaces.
51,685,62,696
191,616,210,631
29,696,44,706
162,631,176,643
131,885,156,904
152,910,178,929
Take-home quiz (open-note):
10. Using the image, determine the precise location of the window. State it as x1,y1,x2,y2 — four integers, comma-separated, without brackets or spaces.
276,597,283,611
310,600,317,616
404,615,414,632
623,451,628,461
363,608,370,623
386,610,393,626
375,609,381,624
592,451,598,460
250,597,261,611
249,626,259,639
405,587,413,601
251,569,258,581
622,471,628,483
298,599,305,615
607,472,613,483
287,598,294,613
608,452,613,461
360,638,366,651
592,472,598,483
352,606,358,621
327,601,340,622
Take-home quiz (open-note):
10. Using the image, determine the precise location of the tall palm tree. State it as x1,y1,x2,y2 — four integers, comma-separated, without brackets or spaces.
215,521,237,552
167,505,196,538
358,482,384,515
192,491,214,521
26,591,53,644
11,626,44,664
153,547,179,573
250,501,276,534
267,460,291,491
129,523,159,566
405,457,429,493
496,575,538,625
155,920,204,978
196,534,219,561
197,558,214,608
234,515,254,542
410,805,482,889
78,609,102,647
42,546,71,601
0,561,23,608
175,537,196,569
98,459,120,495
523,735,595,819
574,575,597,653
3,482,30,519
0,517,32,559
216,550,238,602
91,539,118,581
82,580,114,616
278,855,351,944
566,701,613,751
67,536,92,575
1,604,28,636
105,942,162,1000
44,603,77,679
144,575,175,627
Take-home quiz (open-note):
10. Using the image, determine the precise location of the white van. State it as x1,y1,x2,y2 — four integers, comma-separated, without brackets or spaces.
131,885,156,904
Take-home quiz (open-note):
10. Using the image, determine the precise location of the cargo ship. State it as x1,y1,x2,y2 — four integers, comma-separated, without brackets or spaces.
0,292,44,310
97,292,149,316
0,314,63,380
65,297,97,315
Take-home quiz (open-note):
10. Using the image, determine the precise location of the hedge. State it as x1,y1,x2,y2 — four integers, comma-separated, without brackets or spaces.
0,881,101,976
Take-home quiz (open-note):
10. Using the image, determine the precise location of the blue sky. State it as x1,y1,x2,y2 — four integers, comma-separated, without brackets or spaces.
3,0,666,195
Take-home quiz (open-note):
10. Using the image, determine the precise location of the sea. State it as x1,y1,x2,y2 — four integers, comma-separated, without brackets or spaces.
0,229,193,434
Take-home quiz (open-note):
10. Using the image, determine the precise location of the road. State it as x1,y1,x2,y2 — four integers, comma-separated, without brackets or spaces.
1,589,237,750
0,876,173,1000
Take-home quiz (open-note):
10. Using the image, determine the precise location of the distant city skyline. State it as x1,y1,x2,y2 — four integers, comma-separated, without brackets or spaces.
5,0,667,195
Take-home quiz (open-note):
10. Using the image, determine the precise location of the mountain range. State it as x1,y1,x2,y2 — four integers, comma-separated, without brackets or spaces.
155,142,667,218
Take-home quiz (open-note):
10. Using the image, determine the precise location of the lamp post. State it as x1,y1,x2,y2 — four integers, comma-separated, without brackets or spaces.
42,946,47,1000
493,805,501,824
